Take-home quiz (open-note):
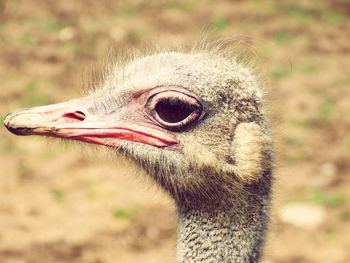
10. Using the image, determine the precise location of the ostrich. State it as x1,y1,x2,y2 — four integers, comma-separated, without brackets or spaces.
4,49,273,262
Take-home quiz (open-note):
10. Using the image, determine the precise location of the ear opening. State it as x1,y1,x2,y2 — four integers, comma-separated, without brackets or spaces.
225,122,271,183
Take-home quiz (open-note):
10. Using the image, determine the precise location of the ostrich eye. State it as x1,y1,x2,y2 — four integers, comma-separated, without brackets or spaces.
147,91,203,131
156,98,195,123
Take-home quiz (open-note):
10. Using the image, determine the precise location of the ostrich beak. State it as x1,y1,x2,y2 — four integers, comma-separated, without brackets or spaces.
4,98,178,148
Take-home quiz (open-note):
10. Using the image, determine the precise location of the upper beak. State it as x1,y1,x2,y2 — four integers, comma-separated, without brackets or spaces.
4,98,178,148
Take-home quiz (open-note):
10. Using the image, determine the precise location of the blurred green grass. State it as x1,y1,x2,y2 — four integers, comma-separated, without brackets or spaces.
311,190,346,208
269,66,292,79
317,98,336,121
209,17,230,30
113,207,139,221
51,189,65,202
271,2,345,26
22,81,51,106
286,190,347,209
273,32,293,45
29,17,68,32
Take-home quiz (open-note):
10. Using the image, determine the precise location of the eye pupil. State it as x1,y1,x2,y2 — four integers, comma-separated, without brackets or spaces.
155,98,195,123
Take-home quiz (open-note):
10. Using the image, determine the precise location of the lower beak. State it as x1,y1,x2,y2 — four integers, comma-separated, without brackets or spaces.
4,99,178,148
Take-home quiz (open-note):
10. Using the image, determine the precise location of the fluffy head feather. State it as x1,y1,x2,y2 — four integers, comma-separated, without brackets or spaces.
84,49,273,205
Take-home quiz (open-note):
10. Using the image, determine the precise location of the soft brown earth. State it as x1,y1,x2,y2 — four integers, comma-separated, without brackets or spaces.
0,1,349,262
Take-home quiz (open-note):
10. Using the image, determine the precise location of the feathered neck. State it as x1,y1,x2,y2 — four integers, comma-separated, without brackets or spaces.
175,180,271,263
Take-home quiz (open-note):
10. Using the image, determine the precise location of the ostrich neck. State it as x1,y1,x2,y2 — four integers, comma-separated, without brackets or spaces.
176,184,270,263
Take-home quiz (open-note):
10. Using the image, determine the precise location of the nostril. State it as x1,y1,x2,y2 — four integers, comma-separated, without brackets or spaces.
60,111,86,123
73,111,86,121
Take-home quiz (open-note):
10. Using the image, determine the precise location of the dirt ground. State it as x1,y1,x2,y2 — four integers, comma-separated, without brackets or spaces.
0,0,349,262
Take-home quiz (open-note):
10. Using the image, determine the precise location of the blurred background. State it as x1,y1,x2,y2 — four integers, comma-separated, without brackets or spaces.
0,0,349,262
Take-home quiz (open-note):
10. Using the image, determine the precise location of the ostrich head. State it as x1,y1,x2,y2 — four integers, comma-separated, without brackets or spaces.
4,51,272,206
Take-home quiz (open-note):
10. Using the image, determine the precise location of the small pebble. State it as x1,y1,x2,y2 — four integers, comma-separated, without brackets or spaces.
310,161,337,187
279,203,326,229
58,27,76,42
320,162,337,176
